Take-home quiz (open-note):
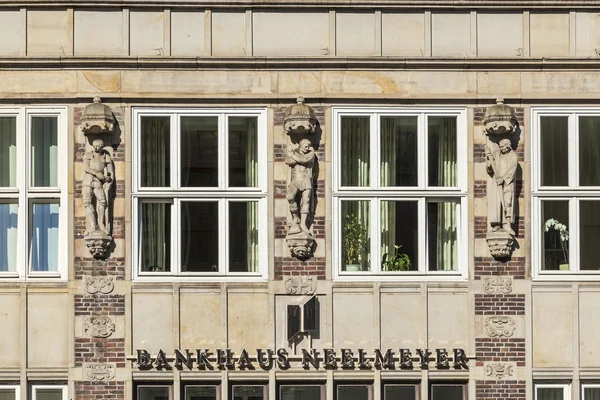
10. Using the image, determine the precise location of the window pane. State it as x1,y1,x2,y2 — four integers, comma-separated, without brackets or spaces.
428,116,457,187
428,201,458,271
537,388,564,400
280,386,321,400
337,386,369,400
341,116,370,187
431,385,463,400
342,200,370,272
584,387,600,400
0,388,16,400
384,385,416,400
579,116,600,186
181,201,218,272
581,200,600,270
140,202,171,272
229,116,258,187
380,116,417,187
31,203,59,272
35,388,63,400
540,116,569,186
31,116,58,187
185,386,216,400
181,116,218,187
229,201,258,273
0,204,17,272
381,200,418,272
541,201,569,270
139,387,170,400
232,386,264,400
141,116,170,187
0,117,16,187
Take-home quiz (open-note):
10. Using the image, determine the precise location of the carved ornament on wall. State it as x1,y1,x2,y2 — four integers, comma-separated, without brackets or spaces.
483,98,519,259
284,276,317,295
84,363,116,381
84,276,115,294
85,316,115,338
482,277,513,294
484,316,516,338
485,362,514,379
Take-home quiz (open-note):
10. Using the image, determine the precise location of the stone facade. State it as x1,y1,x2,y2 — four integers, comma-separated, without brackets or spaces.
0,2,599,400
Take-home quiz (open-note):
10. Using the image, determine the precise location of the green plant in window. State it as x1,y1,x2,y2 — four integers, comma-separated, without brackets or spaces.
342,214,368,267
381,245,412,271
544,218,569,264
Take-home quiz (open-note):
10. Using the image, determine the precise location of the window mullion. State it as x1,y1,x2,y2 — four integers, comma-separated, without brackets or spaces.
571,113,579,189
418,197,426,274
572,197,579,273
372,198,381,274
172,199,179,275
220,199,227,274
370,114,378,190
220,113,227,190
172,114,179,190
418,113,427,189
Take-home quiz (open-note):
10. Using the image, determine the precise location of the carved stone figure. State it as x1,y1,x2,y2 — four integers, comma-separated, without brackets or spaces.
83,139,114,236
286,139,315,235
486,139,517,236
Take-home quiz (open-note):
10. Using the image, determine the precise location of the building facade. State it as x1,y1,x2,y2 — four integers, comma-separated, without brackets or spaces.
0,1,599,400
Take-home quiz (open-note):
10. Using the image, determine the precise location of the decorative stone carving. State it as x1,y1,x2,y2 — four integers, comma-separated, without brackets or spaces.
84,276,115,294
485,362,514,379
482,277,513,294
484,316,516,338
80,97,116,136
483,99,519,259
84,316,115,338
284,276,317,295
283,96,317,135
284,97,318,259
84,363,116,381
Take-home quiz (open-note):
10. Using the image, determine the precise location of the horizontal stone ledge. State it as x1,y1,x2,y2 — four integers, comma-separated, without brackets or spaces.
0,0,592,9
3,56,600,71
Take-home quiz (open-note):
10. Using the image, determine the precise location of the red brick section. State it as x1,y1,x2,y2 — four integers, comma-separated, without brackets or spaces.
74,294,126,316
475,216,525,239
474,257,526,279
274,257,326,280
475,294,525,316
74,381,124,400
75,338,126,367
475,380,526,400
476,338,526,367
74,258,126,280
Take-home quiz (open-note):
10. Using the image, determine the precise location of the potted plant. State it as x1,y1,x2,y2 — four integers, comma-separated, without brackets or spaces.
544,218,569,270
381,245,411,272
342,214,368,271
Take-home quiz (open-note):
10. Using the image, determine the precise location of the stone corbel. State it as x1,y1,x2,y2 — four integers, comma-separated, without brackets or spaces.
79,97,116,259
483,98,519,259
284,97,318,259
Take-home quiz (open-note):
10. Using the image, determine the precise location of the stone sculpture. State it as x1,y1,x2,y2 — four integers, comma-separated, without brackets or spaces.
483,98,519,259
79,97,117,259
284,97,318,259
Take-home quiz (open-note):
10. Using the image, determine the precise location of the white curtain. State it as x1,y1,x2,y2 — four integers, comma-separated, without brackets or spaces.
31,203,59,272
0,204,17,272
380,118,397,268
31,117,58,187
434,117,458,271
579,116,600,186
141,116,169,187
141,202,169,272
341,117,370,187
245,119,259,272
0,117,16,187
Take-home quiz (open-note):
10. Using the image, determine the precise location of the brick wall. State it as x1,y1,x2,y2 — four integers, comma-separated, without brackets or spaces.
74,294,126,316
75,338,126,367
474,257,526,279
476,380,526,400
74,381,125,400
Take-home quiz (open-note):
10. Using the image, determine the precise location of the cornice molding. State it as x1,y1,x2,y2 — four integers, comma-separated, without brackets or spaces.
3,0,600,8
4,56,600,71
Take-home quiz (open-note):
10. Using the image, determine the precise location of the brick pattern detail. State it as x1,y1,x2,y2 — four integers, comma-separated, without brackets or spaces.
274,257,326,280
475,294,525,316
75,217,125,240
475,380,526,400
75,294,126,316
474,257,525,279
274,180,286,199
474,180,524,199
474,143,525,163
474,107,524,126
475,216,525,239
74,381,125,400
312,216,325,239
75,338,126,367
74,258,125,280
476,338,526,367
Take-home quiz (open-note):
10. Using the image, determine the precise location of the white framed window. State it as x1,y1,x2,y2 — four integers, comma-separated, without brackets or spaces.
137,385,172,400
31,385,67,400
430,383,467,400
332,108,467,280
0,107,67,280
534,383,570,400
0,385,20,400
582,384,600,400
132,108,267,280
532,108,600,279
